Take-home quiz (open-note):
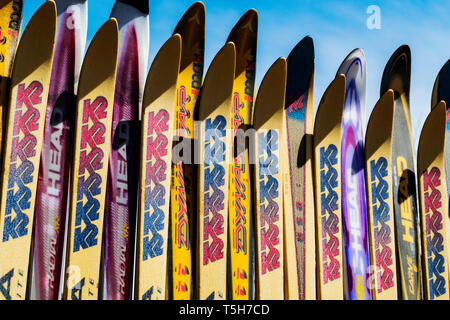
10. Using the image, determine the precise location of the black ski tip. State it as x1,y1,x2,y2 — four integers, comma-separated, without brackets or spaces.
336,48,365,77
285,36,314,107
380,44,411,98
173,1,205,34
433,59,450,107
227,8,258,42
118,0,149,14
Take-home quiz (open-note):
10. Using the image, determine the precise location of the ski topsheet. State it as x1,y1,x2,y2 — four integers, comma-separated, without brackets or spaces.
104,0,149,300
0,0,23,157
135,34,181,300
64,19,118,300
253,58,286,300
169,2,205,300
196,43,234,300
226,9,257,301
283,36,315,300
365,90,398,300
381,45,422,300
337,49,371,300
0,1,56,301
313,75,346,300
417,101,449,300
32,0,87,300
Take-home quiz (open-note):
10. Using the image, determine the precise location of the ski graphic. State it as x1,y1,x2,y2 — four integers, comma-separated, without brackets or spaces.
169,2,205,300
365,90,398,300
0,1,56,301
418,101,449,300
63,19,118,300
135,34,181,300
104,0,149,300
381,45,421,300
32,0,87,300
253,58,286,300
313,75,346,300
337,49,371,300
226,9,257,301
196,43,235,300
282,36,315,300
0,0,23,158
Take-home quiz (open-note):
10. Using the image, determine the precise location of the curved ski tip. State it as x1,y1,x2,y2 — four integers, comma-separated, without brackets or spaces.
227,7,258,41
336,48,365,77
380,44,411,97
188,1,206,15
432,59,450,108
175,1,205,31
38,0,57,18
118,0,149,14
287,36,314,63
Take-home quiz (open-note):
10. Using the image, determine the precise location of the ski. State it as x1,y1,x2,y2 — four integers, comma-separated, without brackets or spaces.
381,45,422,300
135,34,181,300
282,36,315,300
63,19,118,300
365,89,398,300
0,1,56,301
417,101,449,300
32,0,87,300
226,8,257,301
313,74,346,300
196,43,235,300
253,57,286,300
337,49,371,300
0,0,23,158
103,0,149,300
169,2,205,300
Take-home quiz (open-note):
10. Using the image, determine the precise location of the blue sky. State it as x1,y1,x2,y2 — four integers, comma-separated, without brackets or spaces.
22,0,450,152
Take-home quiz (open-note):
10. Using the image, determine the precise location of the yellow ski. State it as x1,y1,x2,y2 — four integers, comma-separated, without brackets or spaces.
313,75,346,300
0,1,55,301
365,90,398,300
170,2,205,300
197,43,235,300
135,34,181,300
253,58,286,300
226,9,257,300
417,101,450,300
0,0,23,156
64,18,118,300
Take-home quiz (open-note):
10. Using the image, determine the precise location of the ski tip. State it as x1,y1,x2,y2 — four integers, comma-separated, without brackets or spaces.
286,36,314,106
365,89,395,158
173,1,205,35
117,0,149,14
418,100,446,171
380,44,411,98
198,42,236,121
143,34,181,108
227,8,258,43
253,57,287,130
432,59,450,109
336,48,366,79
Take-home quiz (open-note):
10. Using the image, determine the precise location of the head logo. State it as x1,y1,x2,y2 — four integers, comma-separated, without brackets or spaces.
370,157,394,292
73,96,108,252
320,144,340,283
142,109,169,260
258,130,280,274
423,167,447,299
203,115,226,265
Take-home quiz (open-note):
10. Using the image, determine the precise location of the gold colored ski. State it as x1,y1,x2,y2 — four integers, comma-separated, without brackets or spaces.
313,75,346,300
365,90,398,300
417,101,450,300
0,1,55,301
0,0,23,154
135,34,181,300
253,58,286,300
197,43,235,300
170,2,205,300
64,19,118,300
227,9,257,300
